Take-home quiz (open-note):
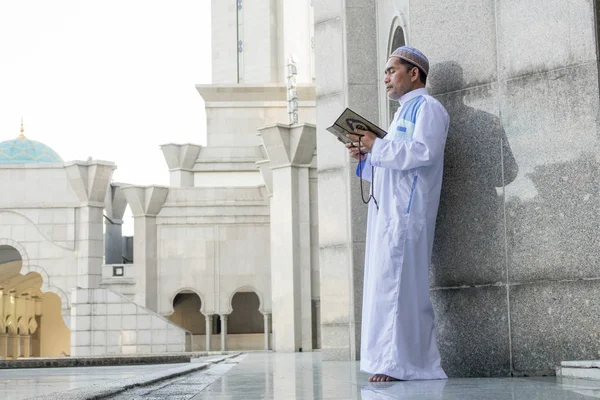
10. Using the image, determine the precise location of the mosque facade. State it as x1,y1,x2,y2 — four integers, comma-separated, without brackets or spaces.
1,0,599,379
0,1,317,359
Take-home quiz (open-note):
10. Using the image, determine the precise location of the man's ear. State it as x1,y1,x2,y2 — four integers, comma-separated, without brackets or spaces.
411,67,420,83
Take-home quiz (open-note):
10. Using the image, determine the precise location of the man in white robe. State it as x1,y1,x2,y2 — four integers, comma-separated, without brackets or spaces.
345,46,449,382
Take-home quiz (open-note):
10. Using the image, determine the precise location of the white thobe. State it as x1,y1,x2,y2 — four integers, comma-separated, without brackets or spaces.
358,87,449,380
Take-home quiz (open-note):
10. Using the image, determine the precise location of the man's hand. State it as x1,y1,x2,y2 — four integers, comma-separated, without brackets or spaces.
345,141,367,161
347,129,377,153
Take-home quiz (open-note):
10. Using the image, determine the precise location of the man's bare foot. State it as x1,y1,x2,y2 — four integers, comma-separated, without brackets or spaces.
368,374,401,382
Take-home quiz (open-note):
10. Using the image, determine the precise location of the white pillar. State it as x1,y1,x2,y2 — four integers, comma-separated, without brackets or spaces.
220,314,228,351
65,161,116,288
122,186,168,311
205,314,213,352
7,334,18,359
258,124,316,352
0,335,7,359
75,206,106,288
160,144,201,188
21,335,31,358
263,313,271,350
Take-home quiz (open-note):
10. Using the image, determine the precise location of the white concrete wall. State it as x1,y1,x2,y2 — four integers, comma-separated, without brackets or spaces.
0,167,79,285
242,0,278,83
155,187,271,317
277,0,315,84
196,85,316,148
0,165,79,209
0,215,77,316
211,0,238,84
70,288,189,356
204,103,288,148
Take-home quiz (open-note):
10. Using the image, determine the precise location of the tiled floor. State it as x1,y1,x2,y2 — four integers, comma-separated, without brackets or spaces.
193,353,600,400
2,353,600,399
0,363,192,400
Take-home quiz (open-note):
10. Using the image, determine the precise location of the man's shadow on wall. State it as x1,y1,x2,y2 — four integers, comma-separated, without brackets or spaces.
428,61,518,288
426,61,518,377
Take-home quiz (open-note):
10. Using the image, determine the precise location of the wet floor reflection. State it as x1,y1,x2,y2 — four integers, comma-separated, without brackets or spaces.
193,352,600,400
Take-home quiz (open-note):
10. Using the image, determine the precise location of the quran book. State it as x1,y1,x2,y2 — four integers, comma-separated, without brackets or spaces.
326,108,387,145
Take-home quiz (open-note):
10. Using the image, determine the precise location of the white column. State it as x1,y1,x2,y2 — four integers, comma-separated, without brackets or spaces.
65,161,116,288
259,124,316,353
263,313,271,350
122,186,168,312
220,314,228,351
75,206,105,288
7,334,18,359
0,335,7,359
205,314,213,352
21,335,31,358
160,144,201,188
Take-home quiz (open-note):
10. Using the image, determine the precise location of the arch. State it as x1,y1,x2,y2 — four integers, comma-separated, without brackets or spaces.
387,16,407,56
228,290,264,335
28,317,38,335
24,265,71,312
226,285,266,315
167,289,206,337
37,291,71,357
6,315,17,335
17,316,28,334
0,246,71,358
0,239,29,270
387,18,408,126
166,287,206,316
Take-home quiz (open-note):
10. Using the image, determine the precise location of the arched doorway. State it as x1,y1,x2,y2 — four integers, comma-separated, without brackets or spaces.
0,245,70,358
388,25,406,125
228,290,267,350
167,291,206,350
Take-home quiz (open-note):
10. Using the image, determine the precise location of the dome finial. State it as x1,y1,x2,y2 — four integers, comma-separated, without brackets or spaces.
18,118,26,139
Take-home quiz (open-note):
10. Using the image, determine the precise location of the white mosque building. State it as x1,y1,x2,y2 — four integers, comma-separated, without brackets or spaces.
0,1,319,359
3,0,599,380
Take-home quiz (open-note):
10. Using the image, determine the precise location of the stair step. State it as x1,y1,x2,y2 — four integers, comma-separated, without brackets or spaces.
557,360,600,380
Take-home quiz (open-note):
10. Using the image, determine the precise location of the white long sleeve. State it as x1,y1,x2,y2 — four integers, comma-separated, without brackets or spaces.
369,98,449,171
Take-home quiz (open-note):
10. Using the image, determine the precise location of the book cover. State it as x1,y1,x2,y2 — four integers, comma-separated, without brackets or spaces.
326,108,387,144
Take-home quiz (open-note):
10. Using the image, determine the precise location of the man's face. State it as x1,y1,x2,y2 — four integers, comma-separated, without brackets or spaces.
383,58,417,101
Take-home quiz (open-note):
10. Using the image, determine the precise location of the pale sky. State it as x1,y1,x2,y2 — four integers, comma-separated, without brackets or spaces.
0,0,212,186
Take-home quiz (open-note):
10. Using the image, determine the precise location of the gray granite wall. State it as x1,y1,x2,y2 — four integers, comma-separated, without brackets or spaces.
315,0,600,376
314,0,378,361
414,0,600,377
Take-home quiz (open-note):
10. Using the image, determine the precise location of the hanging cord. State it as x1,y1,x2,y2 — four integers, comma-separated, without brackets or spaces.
357,135,379,210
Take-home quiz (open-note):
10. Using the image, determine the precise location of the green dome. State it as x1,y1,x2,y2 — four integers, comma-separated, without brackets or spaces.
0,135,63,164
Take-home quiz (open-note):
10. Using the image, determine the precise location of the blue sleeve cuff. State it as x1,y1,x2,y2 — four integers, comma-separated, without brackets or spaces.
356,159,367,177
